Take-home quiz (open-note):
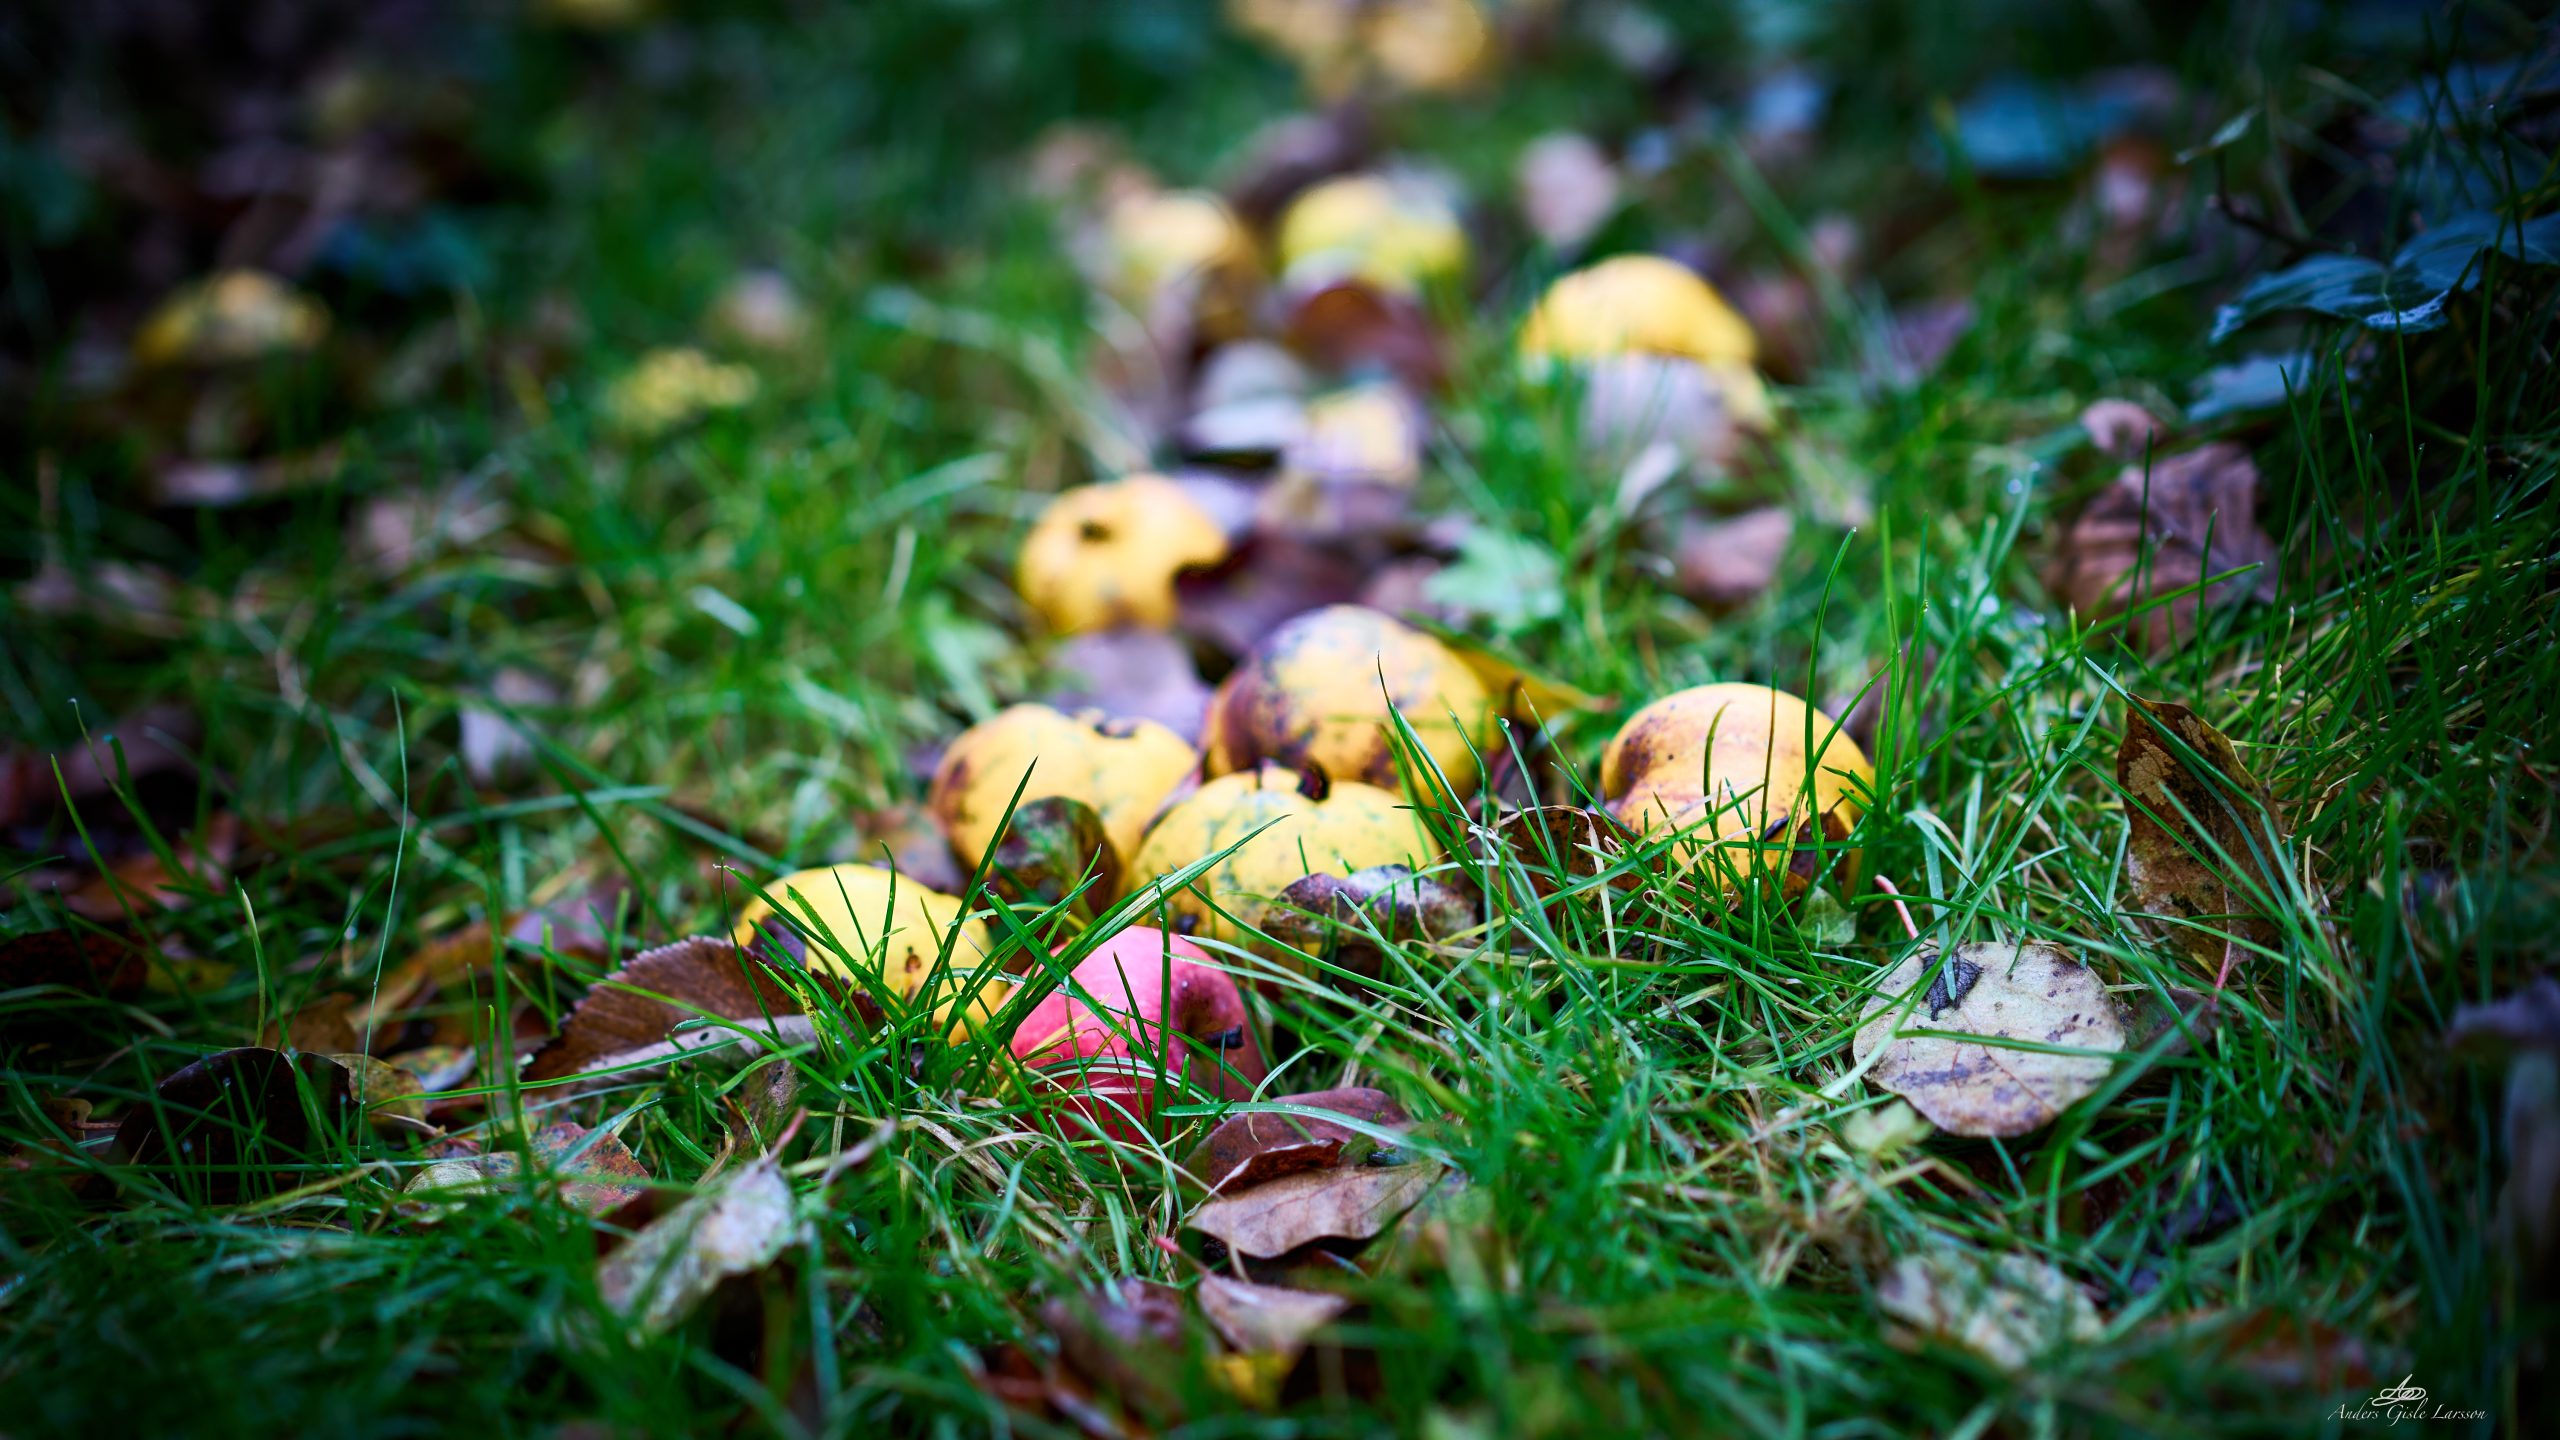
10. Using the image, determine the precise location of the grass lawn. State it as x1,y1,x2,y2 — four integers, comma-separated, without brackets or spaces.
3,3,2554,1435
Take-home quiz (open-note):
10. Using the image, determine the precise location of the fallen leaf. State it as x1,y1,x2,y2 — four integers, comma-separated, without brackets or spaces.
263,993,362,1054
522,936,838,1084
403,1121,653,1220
2046,444,2279,652
1038,1277,1197,1423
1187,1161,1444,1259
839,804,970,897
329,1053,428,1129
0,929,150,1004
1876,1247,2103,1370
1420,528,1564,634
1516,132,1620,251
1265,865,1478,981
2447,979,2560,1277
2210,208,2560,342
151,446,343,507
347,476,510,576
114,1047,356,1202
706,269,811,353
1043,628,1216,744
459,668,563,786
1579,354,1760,473
1492,805,1643,897
596,1154,795,1335
2117,698,2285,982
1188,1087,1412,1193
1672,506,1793,611
1838,1098,1934,1158
2078,400,2166,461
1281,279,1445,392
1196,1272,1350,1368
1410,620,1606,726
1175,535,1371,657
1853,941,2128,1137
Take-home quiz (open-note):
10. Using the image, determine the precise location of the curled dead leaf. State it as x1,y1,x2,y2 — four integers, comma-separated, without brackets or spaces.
2117,698,2285,983
1196,1272,1350,1370
1672,505,1794,611
522,936,843,1085
596,1154,795,1336
1853,941,2127,1137
1043,627,1216,744
1186,1160,1445,1259
2046,443,2279,653
1188,1087,1413,1193
115,1047,356,1202
1876,1247,2103,1371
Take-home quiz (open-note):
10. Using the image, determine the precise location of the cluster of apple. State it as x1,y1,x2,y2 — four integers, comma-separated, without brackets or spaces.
730,141,1873,1148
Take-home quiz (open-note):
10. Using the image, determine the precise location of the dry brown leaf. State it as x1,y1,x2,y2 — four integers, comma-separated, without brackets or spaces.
522,936,842,1084
1196,1273,1350,1366
2118,698,2284,984
1492,805,1644,897
114,1047,356,1202
596,1154,794,1335
1188,1088,1412,1194
2047,443,2279,652
1281,279,1445,392
1044,628,1216,744
1853,941,2128,1137
1877,1248,2103,1371
1038,1277,1198,1424
1187,1161,1444,1259
404,1121,653,1220
1516,132,1620,251
2079,399,2166,461
1175,535,1371,658
264,993,362,1054
0,929,150,1006
329,1052,427,1128
1672,506,1794,611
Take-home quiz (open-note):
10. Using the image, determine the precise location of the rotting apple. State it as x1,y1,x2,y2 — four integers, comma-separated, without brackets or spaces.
1598,682,1873,891
727,863,1010,1034
929,703,1199,875
1011,926,1266,1147
1017,475,1230,636
1517,253,1773,437
1127,760,1436,954
1203,603,1494,796
1275,172,1467,295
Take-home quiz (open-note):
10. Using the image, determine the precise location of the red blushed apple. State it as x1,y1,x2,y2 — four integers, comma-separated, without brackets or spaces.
1011,927,1266,1148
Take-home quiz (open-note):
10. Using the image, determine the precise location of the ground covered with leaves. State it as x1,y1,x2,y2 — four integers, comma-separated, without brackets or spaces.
4,2,2557,1436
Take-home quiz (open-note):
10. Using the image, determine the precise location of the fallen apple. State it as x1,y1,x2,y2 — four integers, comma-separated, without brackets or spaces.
1011,926,1266,1146
1018,475,1231,636
1128,761,1435,954
727,863,1010,1034
1598,682,1873,890
1204,603,1494,796
930,703,1199,872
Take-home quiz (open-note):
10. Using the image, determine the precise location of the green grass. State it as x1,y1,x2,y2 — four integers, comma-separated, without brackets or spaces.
5,2,2556,1435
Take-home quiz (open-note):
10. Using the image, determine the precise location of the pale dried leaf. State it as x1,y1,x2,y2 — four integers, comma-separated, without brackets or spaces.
1516,133,1620,250
1877,1248,2103,1370
596,1156,794,1335
1672,506,1794,611
1854,941,2126,1137
2118,698,2283,978
1197,1274,1350,1362
1187,1161,1443,1258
